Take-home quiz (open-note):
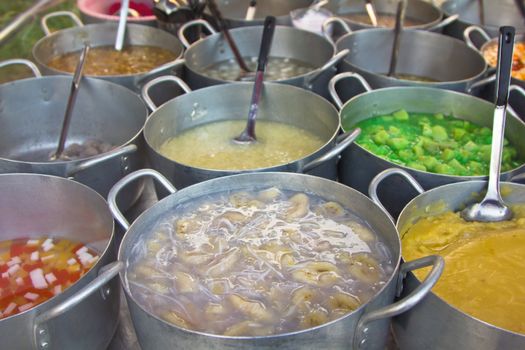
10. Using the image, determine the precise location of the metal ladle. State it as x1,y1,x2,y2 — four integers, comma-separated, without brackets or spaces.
115,0,130,51
461,26,515,222
364,0,378,26
387,0,406,77
50,44,90,161
233,16,276,144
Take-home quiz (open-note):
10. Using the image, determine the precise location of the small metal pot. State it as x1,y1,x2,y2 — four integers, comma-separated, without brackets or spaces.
0,59,147,210
441,0,525,40
369,169,525,349
108,169,443,350
324,21,487,100
176,19,348,99
203,0,314,27
323,0,443,31
0,173,123,350
77,0,157,26
32,11,184,93
141,76,360,189
329,79,525,219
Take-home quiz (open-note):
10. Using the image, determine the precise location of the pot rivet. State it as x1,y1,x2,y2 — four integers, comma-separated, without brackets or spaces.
38,329,46,336
362,327,369,334
104,287,111,296
360,339,367,346
41,341,49,349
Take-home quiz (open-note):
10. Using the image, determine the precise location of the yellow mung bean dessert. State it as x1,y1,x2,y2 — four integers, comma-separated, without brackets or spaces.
402,204,525,334
126,187,393,336
157,120,325,170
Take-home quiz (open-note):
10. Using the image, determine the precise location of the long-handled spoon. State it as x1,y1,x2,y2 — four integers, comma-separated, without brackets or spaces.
207,0,252,79
115,0,130,51
50,44,90,161
514,0,525,25
233,16,276,144
387,0,406,77
245,0,257,20
478,0,485,26
461,26,515,222
364,0,378,26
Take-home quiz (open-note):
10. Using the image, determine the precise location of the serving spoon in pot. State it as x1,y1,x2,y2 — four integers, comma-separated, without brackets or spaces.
206,0,253,80
387,0,406,77
461,26,515,222
115,0,130,51
364,0,378,26
50,44,90,161
233,16,276,144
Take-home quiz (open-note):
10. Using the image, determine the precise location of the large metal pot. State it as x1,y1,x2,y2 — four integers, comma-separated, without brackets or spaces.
176,19,348,99
203,0,314,27
441,0,525,40
108,169,443,350
0,173,123,350
0,59,147,210
369,168,525,349
324,22,487,100
32,11,184,93
141,76,360,189
323,0,443,31
329,79,525,219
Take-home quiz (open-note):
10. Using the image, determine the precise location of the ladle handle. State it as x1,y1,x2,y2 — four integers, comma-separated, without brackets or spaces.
484,26,514,203
514,0,525,25
256,16,276,72
387,0,406,77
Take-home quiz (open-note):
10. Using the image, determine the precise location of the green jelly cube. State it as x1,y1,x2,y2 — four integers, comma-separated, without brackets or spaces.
393,109,410,121
372,130,390,145
387,137,410,150
431,125,448,141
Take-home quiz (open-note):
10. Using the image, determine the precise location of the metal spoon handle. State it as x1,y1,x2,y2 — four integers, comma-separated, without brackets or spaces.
514,0,525,25
364,0,378,26
115,0,130,51
54,44,90,158
387,0,406,77
207,0,251,72
486,26,514,202
246,16,276,137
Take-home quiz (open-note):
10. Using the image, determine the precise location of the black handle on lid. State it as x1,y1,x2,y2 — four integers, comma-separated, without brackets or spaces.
495,26,515,107
256,16,276,72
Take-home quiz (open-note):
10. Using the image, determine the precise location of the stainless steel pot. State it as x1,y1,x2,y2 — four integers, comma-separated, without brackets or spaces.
323,0,443,31
0,173,123,350
0,59,147,210
32,11,184,93
441,0,525,40
108,168,443,350
324,21,487,99
176,19,348,99
329,78,525,219
141,76,359,189
369,168,525,349
203,0,315,27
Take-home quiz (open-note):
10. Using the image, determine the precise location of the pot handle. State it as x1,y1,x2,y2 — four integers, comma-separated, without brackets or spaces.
425,14,459,32
466,73,495,94
368,168,424,222
463,25,491,51
508,84,525,119
303,49,349,89
353,255,444,349
41,11,84,36
141,75,192,111
33,261,124,350
178,19,217,49
108,169,177,230
300,128,361,173
322,17,352,45
329,72,373,109
65,144,138,178
0,59,42,78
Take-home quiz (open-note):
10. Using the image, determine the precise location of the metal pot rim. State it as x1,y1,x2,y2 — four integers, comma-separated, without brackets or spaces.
397,179,525,337
0,75,147,166
336,0,443,31
338,86,525,179
184,25,336,83
336,28,487,85
144,82,341,173
32,22,184,79
117,171,402,340
479,34,525,84
0,172,115,321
